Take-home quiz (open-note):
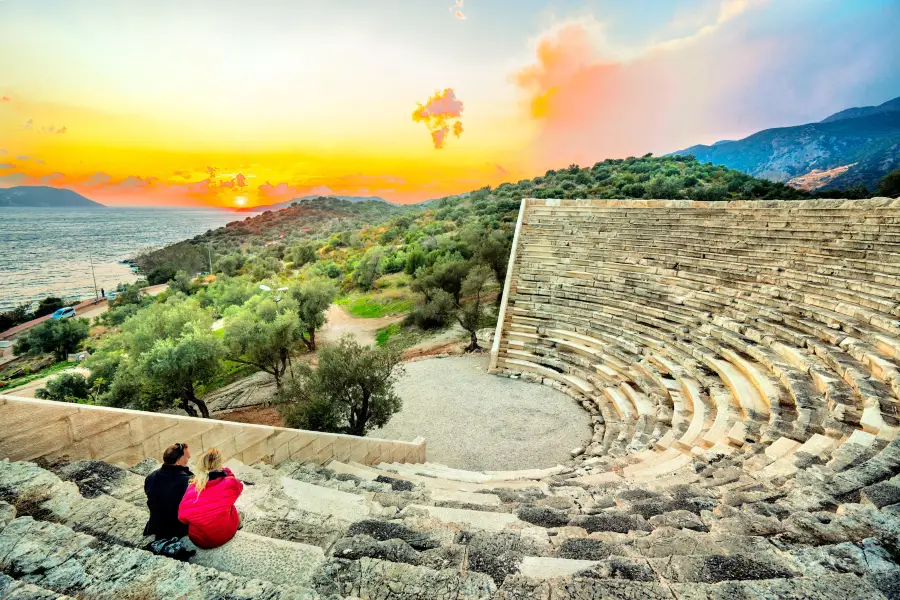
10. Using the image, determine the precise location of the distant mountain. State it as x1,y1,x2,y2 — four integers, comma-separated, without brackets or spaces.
0,186,104,208
820,96,900,123
672,96,900,191
236,194,388,213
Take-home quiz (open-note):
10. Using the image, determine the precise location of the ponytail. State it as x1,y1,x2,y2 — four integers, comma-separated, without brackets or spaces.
189,448,223,496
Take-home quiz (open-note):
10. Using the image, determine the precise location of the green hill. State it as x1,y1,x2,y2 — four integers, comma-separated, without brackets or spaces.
136,155,809,284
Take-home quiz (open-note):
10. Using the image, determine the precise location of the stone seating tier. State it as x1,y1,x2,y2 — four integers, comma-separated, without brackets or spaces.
493,200,900,472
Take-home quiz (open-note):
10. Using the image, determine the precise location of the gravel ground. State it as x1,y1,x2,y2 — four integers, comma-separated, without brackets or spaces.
371,355,592,471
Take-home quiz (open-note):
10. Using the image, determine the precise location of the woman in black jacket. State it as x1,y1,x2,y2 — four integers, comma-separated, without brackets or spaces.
143,443,193,540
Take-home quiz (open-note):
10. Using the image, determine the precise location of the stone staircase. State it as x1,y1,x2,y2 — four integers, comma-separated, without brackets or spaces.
2,197,900,598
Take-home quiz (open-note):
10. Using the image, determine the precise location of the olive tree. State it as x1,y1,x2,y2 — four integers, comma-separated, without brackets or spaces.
289,279,337,351
14,318,90,361
94,297,224,418
456,265,493,352
222,294,303,391
279,335,403,436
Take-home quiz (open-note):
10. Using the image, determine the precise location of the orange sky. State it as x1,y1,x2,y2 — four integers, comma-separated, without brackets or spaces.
1,0,897,208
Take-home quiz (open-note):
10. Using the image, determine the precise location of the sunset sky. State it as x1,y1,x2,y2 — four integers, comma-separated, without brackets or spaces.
1,0,899,207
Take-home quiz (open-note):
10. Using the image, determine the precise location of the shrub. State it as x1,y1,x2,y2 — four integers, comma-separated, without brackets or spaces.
14,318,90,361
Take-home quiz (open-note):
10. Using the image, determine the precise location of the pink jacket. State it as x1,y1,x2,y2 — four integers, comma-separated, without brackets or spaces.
177,467,243,549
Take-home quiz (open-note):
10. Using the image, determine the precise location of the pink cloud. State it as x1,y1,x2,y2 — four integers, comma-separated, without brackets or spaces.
412,88,465,149
512,12,787,167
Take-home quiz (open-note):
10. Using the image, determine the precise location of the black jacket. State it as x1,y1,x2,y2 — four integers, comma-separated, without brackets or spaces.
143,464,193,539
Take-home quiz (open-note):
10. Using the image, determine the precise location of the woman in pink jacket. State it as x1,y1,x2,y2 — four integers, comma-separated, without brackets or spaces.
177,448,244,549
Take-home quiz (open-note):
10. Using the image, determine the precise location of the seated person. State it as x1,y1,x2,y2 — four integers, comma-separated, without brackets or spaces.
178,448,244,549
143,443,192,540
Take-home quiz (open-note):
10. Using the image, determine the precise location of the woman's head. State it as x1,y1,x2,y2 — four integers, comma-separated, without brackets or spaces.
189,448,224,495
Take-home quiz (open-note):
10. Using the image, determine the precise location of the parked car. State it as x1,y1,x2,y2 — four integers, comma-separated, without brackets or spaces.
106,292,118,302
50,307,76,320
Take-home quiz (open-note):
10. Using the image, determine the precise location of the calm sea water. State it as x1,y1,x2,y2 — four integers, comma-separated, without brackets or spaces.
0,207,241,311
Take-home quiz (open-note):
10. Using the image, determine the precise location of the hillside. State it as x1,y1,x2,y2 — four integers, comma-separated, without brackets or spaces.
136,155,810,284
0,186,104,208
820,96,900,123
235,194,388,213
674,96,900,191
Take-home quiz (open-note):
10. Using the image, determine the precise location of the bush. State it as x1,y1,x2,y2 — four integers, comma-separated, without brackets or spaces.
35,372,95,403
407,289,456,329
877,169,900,198
14,318,90,361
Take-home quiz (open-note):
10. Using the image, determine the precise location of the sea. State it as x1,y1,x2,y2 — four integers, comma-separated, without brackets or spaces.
0,207,242,311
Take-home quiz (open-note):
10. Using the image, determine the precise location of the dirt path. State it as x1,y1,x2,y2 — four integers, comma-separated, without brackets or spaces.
318,304,405,347
8,366,90,398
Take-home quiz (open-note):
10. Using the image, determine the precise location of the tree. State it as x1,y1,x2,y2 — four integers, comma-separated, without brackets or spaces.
289,279,337,351
36,372,97,404
222,295,302,391
404,248,427,275
142,332,223,418
475,230,510,300
170,271,194,295
33,297,67,318
412,258,471,302
93,297,223,418
353,246,384,290
14,318,90,361
279,335,404,436
877,169,900,198
456,265,493,352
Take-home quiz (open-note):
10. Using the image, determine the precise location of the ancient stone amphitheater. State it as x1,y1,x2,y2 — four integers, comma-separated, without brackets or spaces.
1,197,900,599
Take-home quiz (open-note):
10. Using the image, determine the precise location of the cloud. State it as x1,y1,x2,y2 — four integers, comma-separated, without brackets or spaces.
310,185,334,196
512,6,794,167
219,172,247,189
649,0,770,53
22,119,68,134
0,173,29,186
40,172,66,185
0,96,10,102
84,172,112,187
0,163,13,170
109,175,158,191
412,88,465,149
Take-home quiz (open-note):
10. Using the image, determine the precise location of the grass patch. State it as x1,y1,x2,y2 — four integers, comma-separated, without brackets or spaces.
373,323,438,349
2,360,72,390
337,285,419,319
197,360,259,396
375,323,402,346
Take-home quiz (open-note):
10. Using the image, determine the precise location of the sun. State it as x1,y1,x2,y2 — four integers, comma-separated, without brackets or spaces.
234,196,247,207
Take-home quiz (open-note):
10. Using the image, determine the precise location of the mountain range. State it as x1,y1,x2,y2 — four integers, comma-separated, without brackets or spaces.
235,194,388,213
0,186,105,208
674,96,900,191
